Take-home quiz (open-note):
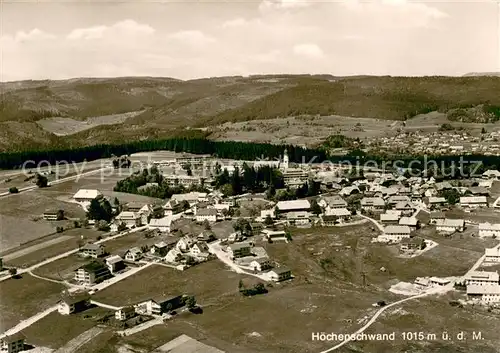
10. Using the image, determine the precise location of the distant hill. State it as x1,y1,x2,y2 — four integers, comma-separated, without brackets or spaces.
463,72,500,77
1,75,500,152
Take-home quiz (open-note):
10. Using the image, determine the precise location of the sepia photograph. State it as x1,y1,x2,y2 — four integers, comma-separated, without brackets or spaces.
0,0,500,352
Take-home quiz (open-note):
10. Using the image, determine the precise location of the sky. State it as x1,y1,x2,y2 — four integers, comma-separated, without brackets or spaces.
1,0,499,81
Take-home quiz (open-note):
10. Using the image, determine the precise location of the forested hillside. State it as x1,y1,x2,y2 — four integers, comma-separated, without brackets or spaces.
1,75,500,152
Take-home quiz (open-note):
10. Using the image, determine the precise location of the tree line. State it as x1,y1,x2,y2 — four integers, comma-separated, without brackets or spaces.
0,137,326,170
113,166,208,199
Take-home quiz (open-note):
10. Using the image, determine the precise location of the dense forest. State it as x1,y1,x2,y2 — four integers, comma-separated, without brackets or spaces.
0,137,327,170
0,134,499,175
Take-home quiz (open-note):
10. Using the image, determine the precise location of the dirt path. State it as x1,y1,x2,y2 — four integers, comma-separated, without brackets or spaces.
54,326,105,353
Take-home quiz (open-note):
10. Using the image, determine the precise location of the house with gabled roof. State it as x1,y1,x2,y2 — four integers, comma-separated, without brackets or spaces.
435,218,465,233
250,258,272,272
124,247,143,262
227,242,252,259
268,267,292,282
360,197,385,212
58,292,90,315
394,201,415,216
460,196,488,208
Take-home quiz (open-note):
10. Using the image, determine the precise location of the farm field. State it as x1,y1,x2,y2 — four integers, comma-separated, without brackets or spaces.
338,294,500,353
32,253,88,281
0,188,87,251
210,113,500,148
3,227,104,268
93,261,250,307
20,308,109,350
0,274,64,332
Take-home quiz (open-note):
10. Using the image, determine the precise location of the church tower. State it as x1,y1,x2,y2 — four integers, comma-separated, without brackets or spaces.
282,149,289,170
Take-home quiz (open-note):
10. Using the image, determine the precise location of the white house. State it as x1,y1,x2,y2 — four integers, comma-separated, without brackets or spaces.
394,201,415,216
189,241,210,257
73,189,102,203
115,211,143,228
163,199,183,216
465,271,499,286
261,229,286,240
260,209,276,219
467,284,500,303
318,195,347,210
250,258,272,272
57,293,90,315
164,248,183,263
268,267,292,282
195,208,218,223
324,207,351,223
427,197,447,209
285,211,311,226
435,218,465,233
482,170,500,180
148,217,173,233
105,255,125,274
460,196,488,208
485,247,500,262
176,236,196,252
227,242,252,259
276,199,311,213
115,306,135,321
478,223,500,238
381,225,412,242
380,212,400,224
398,216,419,230
360,197,385,212
124,247,143,262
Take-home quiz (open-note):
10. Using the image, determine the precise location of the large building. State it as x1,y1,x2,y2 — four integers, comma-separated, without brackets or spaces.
478,223,500,238
73,189,102,203
465,271,499,286
467,284,500,303
74,261,112,285
0,333,25,353
381,225,412,242
435,219,465,233
275,200,311,214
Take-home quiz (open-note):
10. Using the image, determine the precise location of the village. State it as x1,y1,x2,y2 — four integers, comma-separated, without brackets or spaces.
364,129,500,156
1,149,500,353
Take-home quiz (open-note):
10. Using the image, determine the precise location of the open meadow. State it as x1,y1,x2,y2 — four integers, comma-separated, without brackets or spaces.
0,275,64,332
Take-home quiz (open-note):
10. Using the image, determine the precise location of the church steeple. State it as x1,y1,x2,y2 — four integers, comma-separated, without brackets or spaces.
282,149,289,170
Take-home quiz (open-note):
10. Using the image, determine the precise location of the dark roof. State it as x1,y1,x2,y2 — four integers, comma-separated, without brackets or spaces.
1,332,25,343
79,261,108,273
271,266,291,275
401,237,425,245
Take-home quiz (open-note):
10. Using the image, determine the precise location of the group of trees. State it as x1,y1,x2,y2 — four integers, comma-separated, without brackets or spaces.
239,280,268,297
214,164,285,197
112,155,131,168
270,179,321,202
0,137,326,170
87,196,114,222
36,173,48,188
114,167,208,199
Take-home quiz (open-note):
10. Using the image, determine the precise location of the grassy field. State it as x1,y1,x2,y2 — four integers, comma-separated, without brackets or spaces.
0,188,87,251
0,274,64,332
32,253,88,281
3,227,103,268
338,294,500,353
12,219,500,353
93,261,250,307
20,308,109,349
